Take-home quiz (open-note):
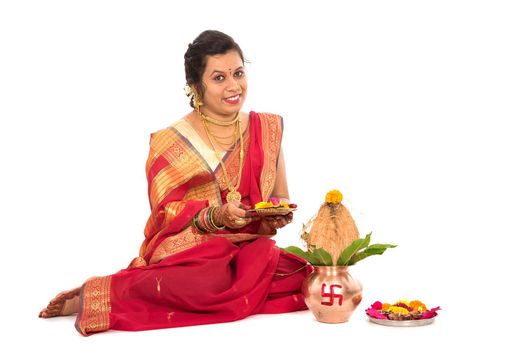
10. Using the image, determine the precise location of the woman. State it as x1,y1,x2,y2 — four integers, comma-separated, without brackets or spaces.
39,30,312,335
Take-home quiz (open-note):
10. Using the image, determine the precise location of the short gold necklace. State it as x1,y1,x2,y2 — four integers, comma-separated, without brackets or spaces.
199,111,239,126
201,112,245,203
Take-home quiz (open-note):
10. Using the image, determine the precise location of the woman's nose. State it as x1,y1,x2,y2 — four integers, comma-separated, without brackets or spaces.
225,75,241,91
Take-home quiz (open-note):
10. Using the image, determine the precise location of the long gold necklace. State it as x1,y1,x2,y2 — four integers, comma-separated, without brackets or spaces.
201,112,245,203
209,125,238,147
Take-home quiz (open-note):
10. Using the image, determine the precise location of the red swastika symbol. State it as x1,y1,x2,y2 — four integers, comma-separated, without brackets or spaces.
320,283,343,306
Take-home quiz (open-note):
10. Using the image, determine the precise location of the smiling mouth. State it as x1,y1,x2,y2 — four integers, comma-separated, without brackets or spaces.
225,94,241,101
223,94,242,104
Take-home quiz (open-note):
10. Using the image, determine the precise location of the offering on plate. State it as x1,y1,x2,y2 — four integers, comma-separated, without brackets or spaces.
366,300,441,321
248,197,296,216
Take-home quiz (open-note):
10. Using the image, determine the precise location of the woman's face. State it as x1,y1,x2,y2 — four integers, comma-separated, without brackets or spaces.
197,50,247,118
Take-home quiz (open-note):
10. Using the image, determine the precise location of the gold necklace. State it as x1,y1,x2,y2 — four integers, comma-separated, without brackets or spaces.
199,110,239,126
209,125,238,147
197,109,239,147
201,113,245,203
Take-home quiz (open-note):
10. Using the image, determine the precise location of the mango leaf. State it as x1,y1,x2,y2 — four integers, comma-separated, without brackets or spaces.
282,246,308,259
348,243,397,265
282,246,320,265
312,247,333,266
336,232,372,266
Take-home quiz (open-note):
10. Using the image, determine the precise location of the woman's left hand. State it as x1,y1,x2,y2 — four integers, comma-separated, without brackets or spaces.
216,201,253,229
256,204,296,232
263,212,293,229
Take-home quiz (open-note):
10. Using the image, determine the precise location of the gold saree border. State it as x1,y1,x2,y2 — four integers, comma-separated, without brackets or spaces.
173,119,226,171
150,226,276,264
214,126,251,194
149,139,210,210
146,128,181,175
259,113,283,200
150,226,212,264
75,275,112,336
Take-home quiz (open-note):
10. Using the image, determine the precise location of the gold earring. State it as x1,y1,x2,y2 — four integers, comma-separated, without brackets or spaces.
193,92,204,111
193,90,204,111
184,84,193,97
184,84,204,111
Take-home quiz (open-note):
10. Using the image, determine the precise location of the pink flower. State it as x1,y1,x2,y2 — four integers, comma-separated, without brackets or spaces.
268,197,280,205
366,302,387,319
371,301,382,310
421,307,441,319
366,307,388,319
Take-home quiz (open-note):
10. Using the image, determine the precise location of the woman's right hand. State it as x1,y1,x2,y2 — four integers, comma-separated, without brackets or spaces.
214,201,254,229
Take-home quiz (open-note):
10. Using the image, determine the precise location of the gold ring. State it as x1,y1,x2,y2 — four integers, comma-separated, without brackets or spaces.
234,218,247,226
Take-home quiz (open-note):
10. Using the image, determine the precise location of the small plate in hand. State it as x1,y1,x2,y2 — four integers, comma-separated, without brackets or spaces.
247,207,296,217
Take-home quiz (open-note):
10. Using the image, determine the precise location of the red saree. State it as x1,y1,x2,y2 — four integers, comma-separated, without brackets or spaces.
75,111,313,335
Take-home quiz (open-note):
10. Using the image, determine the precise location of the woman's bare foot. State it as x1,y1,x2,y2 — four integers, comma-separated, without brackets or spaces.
39,287,81,318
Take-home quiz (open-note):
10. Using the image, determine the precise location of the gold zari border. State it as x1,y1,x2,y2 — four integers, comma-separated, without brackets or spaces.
75,275,112,335
259,113,282,200
150,226,275,264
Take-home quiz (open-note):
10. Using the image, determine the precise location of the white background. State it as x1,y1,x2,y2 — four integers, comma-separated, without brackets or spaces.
1,0,523,348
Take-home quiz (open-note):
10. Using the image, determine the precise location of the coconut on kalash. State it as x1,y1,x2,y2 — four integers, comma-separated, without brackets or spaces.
301,190,359,263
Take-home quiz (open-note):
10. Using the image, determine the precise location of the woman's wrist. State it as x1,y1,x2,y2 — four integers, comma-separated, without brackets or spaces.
192,206,225,233
212,206,225,227
208,206,225,230
192,213,206,233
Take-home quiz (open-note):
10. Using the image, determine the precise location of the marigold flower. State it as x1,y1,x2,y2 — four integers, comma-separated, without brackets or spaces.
395,299,410,306
255,201,273,209
409,300,427,312
325,190,343,204
255,199,289,209
381,303,391,311
387,306,409,315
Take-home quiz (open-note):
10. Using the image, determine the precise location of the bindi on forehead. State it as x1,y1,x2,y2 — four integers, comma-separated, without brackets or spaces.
205,53,243,73
207,65,244,76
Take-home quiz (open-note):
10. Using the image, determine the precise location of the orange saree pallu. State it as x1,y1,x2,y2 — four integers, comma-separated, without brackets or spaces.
75,112,313,335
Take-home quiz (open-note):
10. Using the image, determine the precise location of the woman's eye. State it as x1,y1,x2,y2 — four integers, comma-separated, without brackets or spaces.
234,71,244,77
214,75,225,81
